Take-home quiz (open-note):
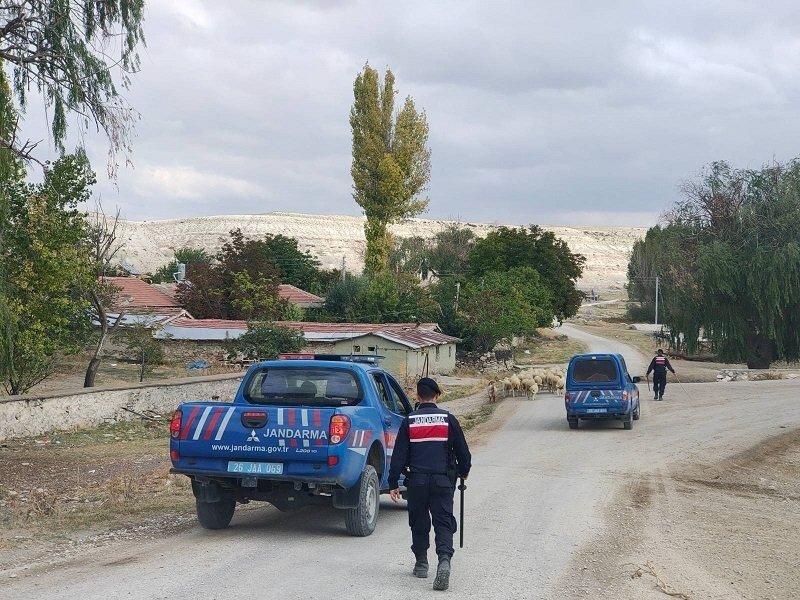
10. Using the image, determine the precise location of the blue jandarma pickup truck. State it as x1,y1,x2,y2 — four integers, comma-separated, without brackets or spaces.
169,354,414,536
564,353,641,430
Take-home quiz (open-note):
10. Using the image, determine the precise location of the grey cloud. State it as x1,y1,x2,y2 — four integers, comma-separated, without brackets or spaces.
11,0,799,227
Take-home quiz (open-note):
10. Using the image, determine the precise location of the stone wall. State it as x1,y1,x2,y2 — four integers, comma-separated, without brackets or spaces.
0,373,244,441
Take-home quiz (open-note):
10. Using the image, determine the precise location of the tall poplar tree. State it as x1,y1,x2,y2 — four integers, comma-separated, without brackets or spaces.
350,65,431,273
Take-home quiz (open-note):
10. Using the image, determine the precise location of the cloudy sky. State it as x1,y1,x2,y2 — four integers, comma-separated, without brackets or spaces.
19,1,800,226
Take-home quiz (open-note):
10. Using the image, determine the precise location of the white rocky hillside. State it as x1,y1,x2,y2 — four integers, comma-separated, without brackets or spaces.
115,212,646,290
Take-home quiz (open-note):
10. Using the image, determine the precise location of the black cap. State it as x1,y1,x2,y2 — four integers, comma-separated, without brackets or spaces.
656,348,663,354
417,377,441,397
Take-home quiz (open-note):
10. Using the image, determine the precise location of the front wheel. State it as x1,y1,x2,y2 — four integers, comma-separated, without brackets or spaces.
345,465,379,537
633,403,641,420
196,498,236,530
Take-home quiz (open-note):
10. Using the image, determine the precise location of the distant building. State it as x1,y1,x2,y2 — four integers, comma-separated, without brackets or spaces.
277,284,325,309
156,319,460,380
101,276,190,326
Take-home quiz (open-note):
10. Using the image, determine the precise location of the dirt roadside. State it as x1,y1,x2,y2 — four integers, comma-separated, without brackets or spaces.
562,427,800,600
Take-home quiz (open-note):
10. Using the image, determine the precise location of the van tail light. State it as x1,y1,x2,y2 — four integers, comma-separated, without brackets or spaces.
169,410,183,439
329,415,351,444
564,392,570,403
622,391,629,401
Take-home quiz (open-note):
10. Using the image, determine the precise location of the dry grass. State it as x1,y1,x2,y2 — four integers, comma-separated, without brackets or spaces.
749,371,787,381
438,382,486,404
0,418,195,541
460,403,498,431
515,329,588,365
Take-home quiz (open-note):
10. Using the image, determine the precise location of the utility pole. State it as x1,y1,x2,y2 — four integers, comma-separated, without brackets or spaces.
454,281,460,314
341,256,346,282
654,275,659,326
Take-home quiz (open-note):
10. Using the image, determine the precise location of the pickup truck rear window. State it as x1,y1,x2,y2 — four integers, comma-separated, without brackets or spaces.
572,358,619,382
243,368,363,406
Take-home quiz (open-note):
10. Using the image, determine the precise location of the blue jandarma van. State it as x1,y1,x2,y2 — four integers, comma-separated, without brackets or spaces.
564,353,641,430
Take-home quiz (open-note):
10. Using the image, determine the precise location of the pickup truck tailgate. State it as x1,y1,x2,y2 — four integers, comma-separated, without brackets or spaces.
176,403,334,462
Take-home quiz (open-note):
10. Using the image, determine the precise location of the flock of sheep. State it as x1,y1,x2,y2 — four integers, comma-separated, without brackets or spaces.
487,367,566,403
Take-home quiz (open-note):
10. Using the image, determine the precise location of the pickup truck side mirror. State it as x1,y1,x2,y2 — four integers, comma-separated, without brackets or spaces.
632,376,641,383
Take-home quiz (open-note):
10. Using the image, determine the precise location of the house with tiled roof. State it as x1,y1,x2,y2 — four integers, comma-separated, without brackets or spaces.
102,276,190,325
277,284,324,308
155,319,460,379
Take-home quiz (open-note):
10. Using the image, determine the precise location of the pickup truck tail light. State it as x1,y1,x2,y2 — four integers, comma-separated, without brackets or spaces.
329,414,351,444
169,410,182,439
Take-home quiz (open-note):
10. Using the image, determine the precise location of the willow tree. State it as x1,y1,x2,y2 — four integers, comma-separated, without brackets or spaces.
0,0,145,168
350,65,431,273
629,160,800,368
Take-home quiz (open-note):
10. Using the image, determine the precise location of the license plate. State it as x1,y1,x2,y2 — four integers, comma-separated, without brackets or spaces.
586,408,607,414
227,461,283,475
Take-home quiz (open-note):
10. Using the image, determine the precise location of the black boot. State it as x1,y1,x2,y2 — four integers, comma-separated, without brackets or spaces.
433,555,451,591
413,556,428,578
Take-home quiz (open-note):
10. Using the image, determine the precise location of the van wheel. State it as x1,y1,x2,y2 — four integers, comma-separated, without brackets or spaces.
568,418,579,430
633,404,640,420
196,498,236,529
623,416,633,430
345,465,379,537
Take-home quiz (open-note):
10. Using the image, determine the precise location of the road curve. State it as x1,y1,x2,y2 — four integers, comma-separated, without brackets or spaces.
5,330,800,599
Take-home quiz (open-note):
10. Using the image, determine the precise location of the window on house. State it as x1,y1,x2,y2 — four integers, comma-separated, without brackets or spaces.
449,345,452,358
435,346,440,360
353,345,361,353
367,346,376,352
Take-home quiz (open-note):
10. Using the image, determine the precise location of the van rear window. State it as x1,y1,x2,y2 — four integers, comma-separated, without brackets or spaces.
572,359,619,382
244,368,362,406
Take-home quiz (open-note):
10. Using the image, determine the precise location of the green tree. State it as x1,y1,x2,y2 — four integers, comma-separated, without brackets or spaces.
118,317,165,383
175,229,287,320
350,65,431,273
469,226,585,322
224,322,306,362
1,154,95,394
0,1,145,166
629,160,800,368
150,247,211,284
260,234,329,294
458,270,547,352
320,271,439,324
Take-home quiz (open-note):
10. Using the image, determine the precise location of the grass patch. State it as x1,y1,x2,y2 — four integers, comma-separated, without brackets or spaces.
749,371,787,381
515,329,588,365
438,383,485,404
0,416,195,542
460,403,497,431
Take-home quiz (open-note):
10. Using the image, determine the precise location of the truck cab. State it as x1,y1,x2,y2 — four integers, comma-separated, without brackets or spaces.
564,353,641,430
169,355,414,536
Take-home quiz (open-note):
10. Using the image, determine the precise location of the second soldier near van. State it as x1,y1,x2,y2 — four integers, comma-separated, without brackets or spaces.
647,349,676,401
389,377,471,592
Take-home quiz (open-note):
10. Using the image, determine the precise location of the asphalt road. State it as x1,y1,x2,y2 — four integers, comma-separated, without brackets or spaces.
6,326,800,599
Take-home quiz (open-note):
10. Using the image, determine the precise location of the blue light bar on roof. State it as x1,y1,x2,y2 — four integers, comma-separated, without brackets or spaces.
278,353,385,364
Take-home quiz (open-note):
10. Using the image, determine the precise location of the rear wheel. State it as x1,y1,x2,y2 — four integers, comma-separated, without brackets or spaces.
345,465,379,536
567,417,579,430
196,498,236,530
623,415,633,430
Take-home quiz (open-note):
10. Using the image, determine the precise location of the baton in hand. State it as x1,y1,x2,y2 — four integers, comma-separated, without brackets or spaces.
646,374,650,392
458,477,467,548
